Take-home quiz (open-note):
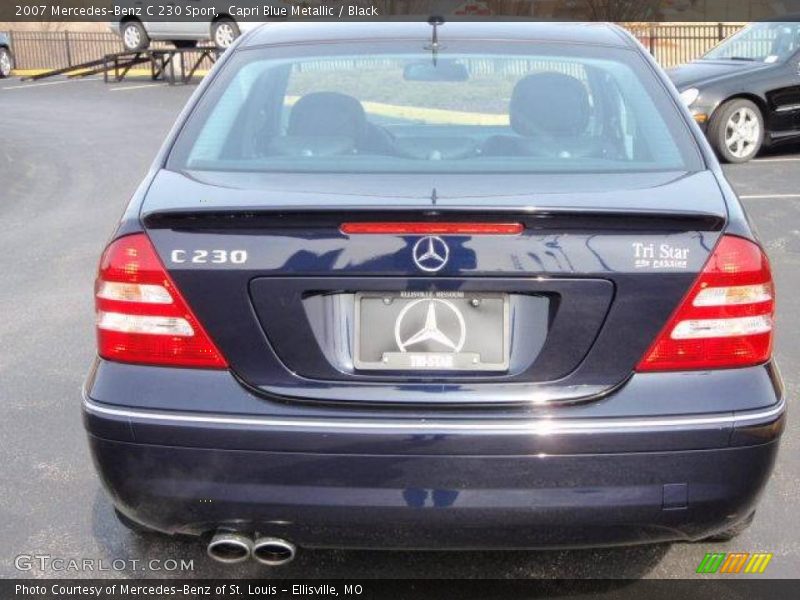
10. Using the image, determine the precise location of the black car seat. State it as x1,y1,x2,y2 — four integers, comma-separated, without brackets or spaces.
482,72,606,159
268,92,393,157
288,92,367,138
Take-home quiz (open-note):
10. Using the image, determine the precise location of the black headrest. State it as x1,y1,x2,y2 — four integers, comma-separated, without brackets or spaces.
510,72,591,137
288,92,367,139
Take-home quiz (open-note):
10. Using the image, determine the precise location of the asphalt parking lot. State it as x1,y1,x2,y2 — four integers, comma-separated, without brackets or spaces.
0,76,798,581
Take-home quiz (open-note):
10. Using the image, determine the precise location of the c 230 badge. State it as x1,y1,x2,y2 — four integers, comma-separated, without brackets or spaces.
632,241,690,270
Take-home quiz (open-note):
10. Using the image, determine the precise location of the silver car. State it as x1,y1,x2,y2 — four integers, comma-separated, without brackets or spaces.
109,1,241,51
0,32,14,78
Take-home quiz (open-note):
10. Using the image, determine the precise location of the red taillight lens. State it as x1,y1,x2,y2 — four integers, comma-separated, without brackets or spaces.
95,233,228,369
636,235,774,372
341,222,524,235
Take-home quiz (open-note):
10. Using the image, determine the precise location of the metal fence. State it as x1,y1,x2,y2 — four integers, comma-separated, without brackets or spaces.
627,23,744,67
2,30,216,71
1,24,745,72
5,31,120,69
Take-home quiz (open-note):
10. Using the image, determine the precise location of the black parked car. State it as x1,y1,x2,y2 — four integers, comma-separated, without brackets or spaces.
83,22,783,565
0,32,13,78
668,21,800,162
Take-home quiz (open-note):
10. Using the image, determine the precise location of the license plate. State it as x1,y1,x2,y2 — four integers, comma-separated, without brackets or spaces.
354,291,510,372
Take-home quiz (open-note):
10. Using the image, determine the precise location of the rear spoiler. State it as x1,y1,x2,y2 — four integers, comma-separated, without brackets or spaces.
142,207,725,233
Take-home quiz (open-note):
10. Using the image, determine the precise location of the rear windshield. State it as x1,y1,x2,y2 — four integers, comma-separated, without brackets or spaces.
169,40,701,174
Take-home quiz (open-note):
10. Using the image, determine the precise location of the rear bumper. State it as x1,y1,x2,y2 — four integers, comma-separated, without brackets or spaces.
82,361,786,548
85,428,781,549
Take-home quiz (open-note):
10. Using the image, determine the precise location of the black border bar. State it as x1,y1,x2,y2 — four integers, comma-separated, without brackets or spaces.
3,1,800,23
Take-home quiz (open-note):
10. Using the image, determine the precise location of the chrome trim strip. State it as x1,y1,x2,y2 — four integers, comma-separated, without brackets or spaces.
775,103,800,113
82,397,786,434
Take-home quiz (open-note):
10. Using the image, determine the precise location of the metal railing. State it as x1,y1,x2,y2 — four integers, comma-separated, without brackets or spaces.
2,24,746,72
626,23,744,67
3,30,216,71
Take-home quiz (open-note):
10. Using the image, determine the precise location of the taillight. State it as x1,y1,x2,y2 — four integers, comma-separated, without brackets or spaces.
636,235,774,372
95,233,227,369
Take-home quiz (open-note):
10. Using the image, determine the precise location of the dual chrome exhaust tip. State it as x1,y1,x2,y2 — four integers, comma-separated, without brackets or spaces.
207,532,252,564
252,536,297,566
207,531,297,566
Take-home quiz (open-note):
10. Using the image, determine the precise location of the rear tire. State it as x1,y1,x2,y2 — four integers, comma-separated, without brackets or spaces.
700,512,755,542
0,48,13,78
708,98,764,163
211,19,240,49
120,20,150,52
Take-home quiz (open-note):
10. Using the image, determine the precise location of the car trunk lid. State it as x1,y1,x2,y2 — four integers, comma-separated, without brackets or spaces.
142,168,726,407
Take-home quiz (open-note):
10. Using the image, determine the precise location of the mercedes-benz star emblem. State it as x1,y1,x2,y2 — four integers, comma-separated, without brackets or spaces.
412,236,449,272
394,299,466,353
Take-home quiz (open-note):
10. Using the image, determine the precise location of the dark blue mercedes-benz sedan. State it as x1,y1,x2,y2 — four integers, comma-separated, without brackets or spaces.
83,21,785,565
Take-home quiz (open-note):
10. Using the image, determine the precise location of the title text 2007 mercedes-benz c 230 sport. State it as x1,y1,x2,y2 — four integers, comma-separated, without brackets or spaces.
82,22,785,566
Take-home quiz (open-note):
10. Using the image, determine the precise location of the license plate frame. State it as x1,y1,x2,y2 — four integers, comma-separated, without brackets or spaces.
353,291,510,372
